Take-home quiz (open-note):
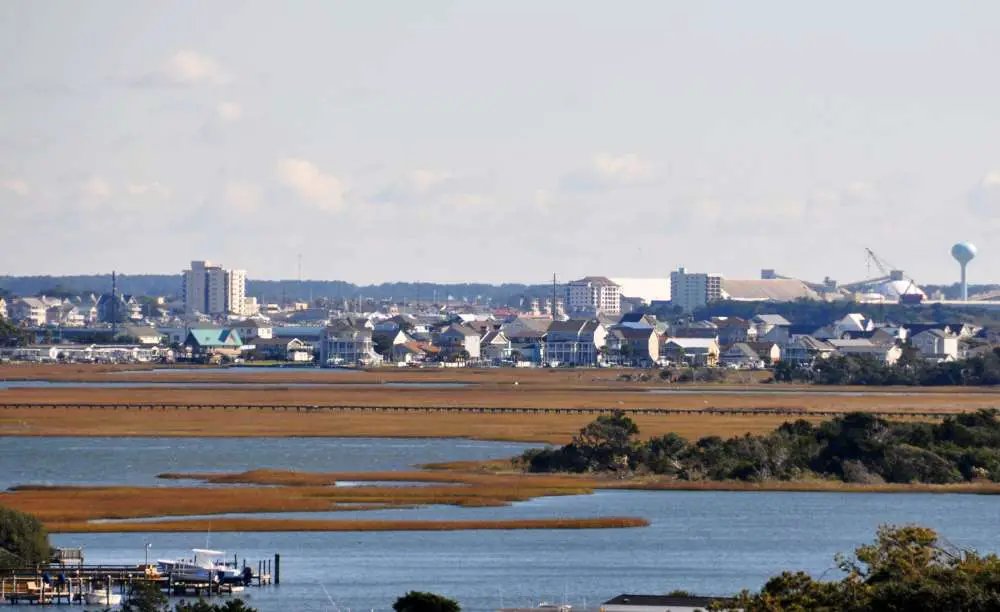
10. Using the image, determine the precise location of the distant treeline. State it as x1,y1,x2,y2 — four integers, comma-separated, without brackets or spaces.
522,409,1000,484
0,275,558,305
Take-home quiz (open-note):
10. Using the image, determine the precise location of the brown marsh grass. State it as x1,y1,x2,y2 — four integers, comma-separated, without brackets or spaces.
52,517,651,533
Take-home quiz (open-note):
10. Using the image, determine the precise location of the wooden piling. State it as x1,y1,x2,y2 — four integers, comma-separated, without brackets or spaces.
274,553,280,586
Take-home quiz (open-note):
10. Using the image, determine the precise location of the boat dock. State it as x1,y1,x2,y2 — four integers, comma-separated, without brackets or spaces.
0,553,278,605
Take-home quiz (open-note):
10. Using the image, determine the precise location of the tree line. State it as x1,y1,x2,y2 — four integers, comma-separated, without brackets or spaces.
521,410,1000,484
775,348,1000,386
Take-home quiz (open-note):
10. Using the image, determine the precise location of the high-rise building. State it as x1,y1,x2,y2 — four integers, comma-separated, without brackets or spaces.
566,277,621,315
670,267,723,312
182,260,247,316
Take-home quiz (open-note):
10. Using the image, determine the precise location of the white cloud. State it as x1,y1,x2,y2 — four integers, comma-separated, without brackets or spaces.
276,158,346,212
408,169,452,194
216,101,243,122
969,170,1000,217
80,177,112,199
1,178,29,196
561,153,653,191
163,50,229,85
225,182,262,211
592,153,650,184
126,181,171,200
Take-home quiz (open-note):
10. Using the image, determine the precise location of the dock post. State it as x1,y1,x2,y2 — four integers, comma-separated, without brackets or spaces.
274,554,280,586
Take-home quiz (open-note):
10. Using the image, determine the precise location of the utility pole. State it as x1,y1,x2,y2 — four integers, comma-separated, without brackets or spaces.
552,273,557,320
111,270,118,336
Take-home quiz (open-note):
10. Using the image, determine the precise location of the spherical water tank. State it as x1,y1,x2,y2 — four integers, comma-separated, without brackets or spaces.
951,242,977,265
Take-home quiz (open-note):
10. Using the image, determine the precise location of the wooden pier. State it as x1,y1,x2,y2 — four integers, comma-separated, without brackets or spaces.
0,554,278,606
0,401,960,419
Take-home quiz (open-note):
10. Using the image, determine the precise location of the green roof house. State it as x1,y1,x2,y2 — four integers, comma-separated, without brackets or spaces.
184,328,243,360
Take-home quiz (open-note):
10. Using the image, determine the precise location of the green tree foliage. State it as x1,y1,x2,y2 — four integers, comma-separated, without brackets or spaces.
174,599,259,612
121,581,169,612
121,587,259,612
393,591,461,612
0,507,51,569
724,525,1000,611
523,411,640,473
523,410,1000,484
0,316,27,347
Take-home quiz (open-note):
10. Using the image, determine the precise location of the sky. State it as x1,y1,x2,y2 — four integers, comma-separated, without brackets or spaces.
3,1,1000,286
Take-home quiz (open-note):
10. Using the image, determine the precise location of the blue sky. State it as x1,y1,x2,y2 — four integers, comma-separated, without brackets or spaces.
2,1,1000,285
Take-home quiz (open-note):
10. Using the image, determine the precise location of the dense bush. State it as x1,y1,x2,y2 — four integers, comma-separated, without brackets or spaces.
0,506,50,569
723,525,1000,611
522,410,1000,484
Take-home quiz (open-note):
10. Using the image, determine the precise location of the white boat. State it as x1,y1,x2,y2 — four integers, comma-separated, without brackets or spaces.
84,590,123,605
156,548,241,583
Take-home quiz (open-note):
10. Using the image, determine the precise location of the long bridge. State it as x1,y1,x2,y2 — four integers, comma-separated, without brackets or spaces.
0,402,968,419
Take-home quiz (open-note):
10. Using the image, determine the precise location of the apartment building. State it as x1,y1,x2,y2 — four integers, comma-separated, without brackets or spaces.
669,267,723,312
182,260,247,317
566,277,621,315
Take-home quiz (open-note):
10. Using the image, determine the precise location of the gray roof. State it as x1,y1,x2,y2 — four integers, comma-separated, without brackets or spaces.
441,323,479,337
754,314,792,326
603,594,734,608
725,343,759,359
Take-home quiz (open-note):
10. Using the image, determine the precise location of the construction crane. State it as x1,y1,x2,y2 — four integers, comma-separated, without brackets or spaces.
840,248,923,303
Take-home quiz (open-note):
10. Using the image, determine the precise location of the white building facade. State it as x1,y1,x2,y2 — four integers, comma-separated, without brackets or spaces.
182,260,248,316
566,277,621,315
669,267,723,312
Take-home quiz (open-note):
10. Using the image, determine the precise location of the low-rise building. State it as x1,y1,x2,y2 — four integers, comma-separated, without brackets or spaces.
438,324,482,360
184,328,243,360
120,326,164,345
782,336,836,366
746,341,781,365
714,317,757,345
910,329,959,362
320,319,381,366
10,298,48,327
828,338,902,365
480,329,512,363
544,319,607,366
605,326,659,367
720,343,763,369
251,336,313,362
233,319,273,341
662,337,720,367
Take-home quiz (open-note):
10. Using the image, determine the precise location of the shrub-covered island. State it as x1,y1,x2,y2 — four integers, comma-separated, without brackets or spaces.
520,410,1000,484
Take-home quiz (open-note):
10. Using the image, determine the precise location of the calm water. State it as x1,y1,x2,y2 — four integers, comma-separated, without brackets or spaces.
0,437,533,489
3,437,1000,611
0,381,470,389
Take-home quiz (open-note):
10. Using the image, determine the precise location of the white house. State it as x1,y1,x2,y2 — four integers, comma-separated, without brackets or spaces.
752,314,791,344
480,329,512,363
319,320,381,367
544,319,607,366
910,329,959,362
11,298,48,327
438,324,482,360
233,319,273,341
828,338,902,365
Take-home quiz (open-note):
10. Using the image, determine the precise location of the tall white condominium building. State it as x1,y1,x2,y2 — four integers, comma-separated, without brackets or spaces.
182,260,247,316
566,276,621,315
670,267,723,312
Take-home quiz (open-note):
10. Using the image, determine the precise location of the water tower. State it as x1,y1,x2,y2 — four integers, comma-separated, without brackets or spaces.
951,242,977,301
